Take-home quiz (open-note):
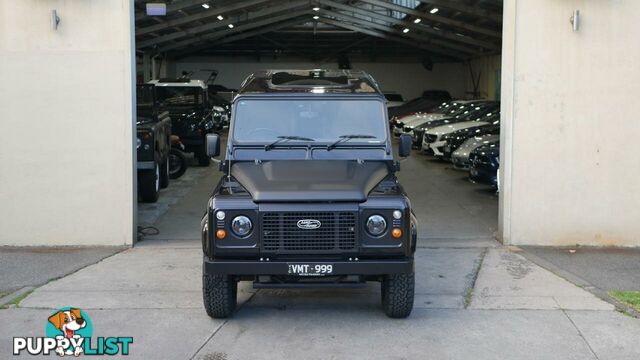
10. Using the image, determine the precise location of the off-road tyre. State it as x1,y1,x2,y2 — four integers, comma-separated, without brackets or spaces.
169,148,187,179
159,158,170,188
139,162,160,203
196,146,210,167
381,272,415,318
203,273,237,318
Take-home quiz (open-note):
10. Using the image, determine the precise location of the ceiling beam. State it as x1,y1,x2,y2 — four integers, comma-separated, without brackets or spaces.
320,9,477,55
159,10,312,52
318,0,497,50
418,0,502,23
318,18,465,60
137,0,309,49
359,0,501,39
136,0,271,36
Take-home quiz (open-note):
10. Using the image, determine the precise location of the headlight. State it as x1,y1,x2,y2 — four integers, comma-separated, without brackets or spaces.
136,138,141,149
366,215,387,236
231,216,252,237
213,106,225,112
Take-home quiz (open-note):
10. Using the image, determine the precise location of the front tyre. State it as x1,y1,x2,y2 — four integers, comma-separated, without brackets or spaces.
381,272,415,318
203,273,237,318
196,146,210,167
138,162,160,203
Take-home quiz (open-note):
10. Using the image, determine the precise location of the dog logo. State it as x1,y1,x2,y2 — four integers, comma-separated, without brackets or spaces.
13,306,133,356
297,219,321,229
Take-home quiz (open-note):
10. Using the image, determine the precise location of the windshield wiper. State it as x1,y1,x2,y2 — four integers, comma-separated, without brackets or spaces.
265,135,315,151
327,134,376,151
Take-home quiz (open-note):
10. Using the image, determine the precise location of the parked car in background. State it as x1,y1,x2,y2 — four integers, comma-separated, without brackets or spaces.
440,112,500,159
420,102,499,155
149,78,221,166
384,92,405,108
392,101,451,136
450,134,500,170
410,101,496,145
209,92,231,128
208,84,238,102
469,143,500,187
136,84,171,203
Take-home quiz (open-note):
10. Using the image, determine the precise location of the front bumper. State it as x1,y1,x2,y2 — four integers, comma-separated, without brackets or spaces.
204,257,414,275
430,140,446,156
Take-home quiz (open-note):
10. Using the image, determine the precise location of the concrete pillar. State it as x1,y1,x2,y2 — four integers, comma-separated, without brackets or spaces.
500,0,640,247
0,0,135,246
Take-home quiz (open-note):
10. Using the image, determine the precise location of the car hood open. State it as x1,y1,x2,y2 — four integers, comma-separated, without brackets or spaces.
230,160,389,203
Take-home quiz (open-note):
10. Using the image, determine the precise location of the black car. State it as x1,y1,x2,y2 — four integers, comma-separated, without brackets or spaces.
150,78,222,166
136,84,171,203
201,69,417,319
441,112,501,159
469,143,500,187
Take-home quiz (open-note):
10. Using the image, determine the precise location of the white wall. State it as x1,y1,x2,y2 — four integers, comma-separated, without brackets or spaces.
169,56,467,100
0,1,135,246
500,0,640,247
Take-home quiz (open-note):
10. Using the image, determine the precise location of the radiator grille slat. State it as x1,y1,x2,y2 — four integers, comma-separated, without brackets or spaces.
262,212,357,253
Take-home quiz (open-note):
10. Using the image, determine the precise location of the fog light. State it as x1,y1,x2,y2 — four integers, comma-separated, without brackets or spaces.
216,211,225,220
216,229,226,239
231,216,252,237
392,228,402,239
366,215,387,236
393,210,402,219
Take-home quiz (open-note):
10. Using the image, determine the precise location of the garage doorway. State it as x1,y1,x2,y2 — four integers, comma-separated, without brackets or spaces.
132,1,504,245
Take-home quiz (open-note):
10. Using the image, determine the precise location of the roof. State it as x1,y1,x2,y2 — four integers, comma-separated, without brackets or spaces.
237,69,383,95
148,79,207,89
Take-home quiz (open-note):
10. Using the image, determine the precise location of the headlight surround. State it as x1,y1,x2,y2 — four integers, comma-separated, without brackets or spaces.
231,215,252,237
366,215,387,236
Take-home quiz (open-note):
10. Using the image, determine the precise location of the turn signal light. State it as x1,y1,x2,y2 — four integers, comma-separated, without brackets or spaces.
216,230,226,239
391,228,402,239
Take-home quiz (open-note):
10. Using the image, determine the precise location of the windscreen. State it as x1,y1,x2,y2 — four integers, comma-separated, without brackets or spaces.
155,86,204,106
233,98,387,143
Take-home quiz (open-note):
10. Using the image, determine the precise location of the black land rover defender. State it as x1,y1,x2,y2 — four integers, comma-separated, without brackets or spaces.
201,70,417,318
136,84,171,203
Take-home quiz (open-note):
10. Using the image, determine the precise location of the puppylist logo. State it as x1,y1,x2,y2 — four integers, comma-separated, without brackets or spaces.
13,307,133,356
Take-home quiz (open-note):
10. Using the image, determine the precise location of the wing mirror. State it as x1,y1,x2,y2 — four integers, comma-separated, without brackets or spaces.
205,133,220,157
398,134,412,157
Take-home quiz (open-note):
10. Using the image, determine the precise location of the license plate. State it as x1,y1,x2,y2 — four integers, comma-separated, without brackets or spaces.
287,263,333,276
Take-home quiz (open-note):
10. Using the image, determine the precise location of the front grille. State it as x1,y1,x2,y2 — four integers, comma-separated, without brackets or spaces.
425,134,438,143
261,212,357,253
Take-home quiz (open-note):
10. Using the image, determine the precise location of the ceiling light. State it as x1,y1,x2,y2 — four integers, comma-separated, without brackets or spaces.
228,24,234,28
201,3,210,9
402,28,410,33
456,33,465,37
414,18,421,24
430,7,439,14
217,15,224,20
312,7,320,11
313,15,319,20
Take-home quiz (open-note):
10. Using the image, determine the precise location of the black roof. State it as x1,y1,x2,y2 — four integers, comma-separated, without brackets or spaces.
238,69,383,95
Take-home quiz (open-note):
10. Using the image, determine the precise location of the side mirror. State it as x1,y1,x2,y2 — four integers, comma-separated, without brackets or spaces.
398,134,412,157
205,133,220,157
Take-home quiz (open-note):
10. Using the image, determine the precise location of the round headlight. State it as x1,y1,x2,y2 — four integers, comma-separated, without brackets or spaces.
231,216,252,237
393,210,402,219
366,215,387,236
215,211,225,220
136,138,141,149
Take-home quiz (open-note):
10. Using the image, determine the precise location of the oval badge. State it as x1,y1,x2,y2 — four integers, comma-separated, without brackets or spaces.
297,219,321,230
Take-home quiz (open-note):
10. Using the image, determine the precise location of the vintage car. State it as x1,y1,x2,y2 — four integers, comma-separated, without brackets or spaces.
149,78,222,166
201,69,417,319
469,143,500,187
136,84,171,203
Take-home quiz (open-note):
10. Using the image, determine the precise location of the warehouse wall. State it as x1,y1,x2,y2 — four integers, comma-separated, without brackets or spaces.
0,1,135,246
464,55,502,101
500,0,640,246
169,57,468,100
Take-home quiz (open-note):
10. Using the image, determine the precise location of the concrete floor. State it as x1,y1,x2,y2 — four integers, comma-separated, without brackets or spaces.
2,145,640,359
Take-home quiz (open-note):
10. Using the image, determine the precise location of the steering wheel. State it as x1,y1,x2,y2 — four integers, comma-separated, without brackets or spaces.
246,128,278,139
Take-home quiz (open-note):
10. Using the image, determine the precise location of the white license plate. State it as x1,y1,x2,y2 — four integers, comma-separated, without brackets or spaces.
287,263,333,276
